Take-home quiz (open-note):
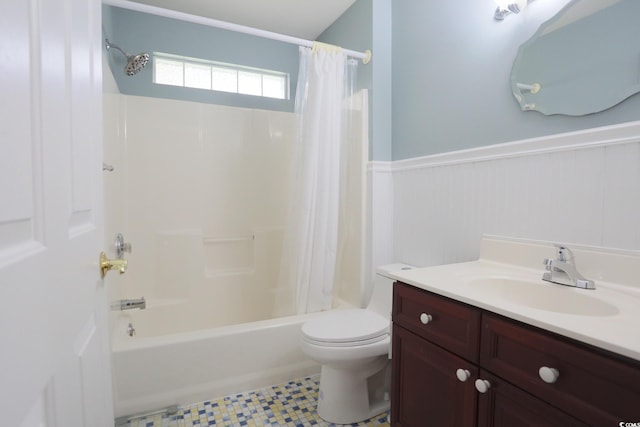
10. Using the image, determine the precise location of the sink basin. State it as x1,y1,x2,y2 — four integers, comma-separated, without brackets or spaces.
469,277,619,316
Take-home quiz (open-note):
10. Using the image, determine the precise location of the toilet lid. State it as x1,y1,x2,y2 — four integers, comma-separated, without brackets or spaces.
301,309,389,344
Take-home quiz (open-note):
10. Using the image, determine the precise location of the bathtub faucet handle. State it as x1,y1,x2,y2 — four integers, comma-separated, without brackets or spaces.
115,233,132,259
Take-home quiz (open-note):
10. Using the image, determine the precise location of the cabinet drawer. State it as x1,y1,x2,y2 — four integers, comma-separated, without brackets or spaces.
480,313,640,426
393,282,481,362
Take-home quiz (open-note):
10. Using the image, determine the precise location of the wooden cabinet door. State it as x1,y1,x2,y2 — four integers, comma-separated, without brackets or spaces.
476,370,588,427
391,325,477,427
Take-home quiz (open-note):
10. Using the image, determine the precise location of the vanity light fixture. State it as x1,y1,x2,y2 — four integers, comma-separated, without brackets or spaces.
494,0,528,20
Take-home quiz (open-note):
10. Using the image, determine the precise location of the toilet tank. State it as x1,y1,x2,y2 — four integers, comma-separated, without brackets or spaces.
367,263,415,319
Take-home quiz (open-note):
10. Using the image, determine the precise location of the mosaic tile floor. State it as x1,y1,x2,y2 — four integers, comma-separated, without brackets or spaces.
123,376,390,427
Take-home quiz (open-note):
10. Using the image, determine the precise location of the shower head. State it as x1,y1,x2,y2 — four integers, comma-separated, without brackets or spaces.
105,39,150,76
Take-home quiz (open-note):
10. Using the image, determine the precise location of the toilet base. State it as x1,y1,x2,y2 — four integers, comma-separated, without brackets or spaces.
316,356,390,424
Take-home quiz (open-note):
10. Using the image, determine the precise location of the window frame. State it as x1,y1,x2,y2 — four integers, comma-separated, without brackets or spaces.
152,52,290,100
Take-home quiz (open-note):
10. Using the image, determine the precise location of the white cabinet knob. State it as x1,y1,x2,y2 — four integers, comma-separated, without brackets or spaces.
419,313,433,324
539,366,560,384
456,369,471,382
475,379,491,393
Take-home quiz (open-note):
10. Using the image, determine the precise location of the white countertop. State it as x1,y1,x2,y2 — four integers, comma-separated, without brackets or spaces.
389,237,640,362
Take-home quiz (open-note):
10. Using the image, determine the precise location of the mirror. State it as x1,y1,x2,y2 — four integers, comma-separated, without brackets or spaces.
511,0,640,116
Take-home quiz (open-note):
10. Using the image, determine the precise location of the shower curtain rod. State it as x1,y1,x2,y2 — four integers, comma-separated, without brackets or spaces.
102,0,372,64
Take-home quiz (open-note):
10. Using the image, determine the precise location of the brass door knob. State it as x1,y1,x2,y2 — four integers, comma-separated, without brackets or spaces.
100,252,128,279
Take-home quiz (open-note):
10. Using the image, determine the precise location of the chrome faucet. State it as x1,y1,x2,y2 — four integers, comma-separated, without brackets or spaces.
112,297,146,310
542,245,595,290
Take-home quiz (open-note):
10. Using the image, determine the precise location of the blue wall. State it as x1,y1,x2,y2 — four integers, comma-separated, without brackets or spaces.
318,0,372,96
371,0,393,162
104,1,384,157
104,5,299,112
391,0,640,160
105,1,640,161
318,0,393,161
103,3,114,44
318,0,376,160
318,0,372,98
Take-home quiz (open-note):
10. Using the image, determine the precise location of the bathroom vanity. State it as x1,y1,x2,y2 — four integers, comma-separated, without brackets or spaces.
389,237,640,426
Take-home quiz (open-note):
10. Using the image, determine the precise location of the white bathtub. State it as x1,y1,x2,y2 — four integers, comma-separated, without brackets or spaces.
110,299,344,418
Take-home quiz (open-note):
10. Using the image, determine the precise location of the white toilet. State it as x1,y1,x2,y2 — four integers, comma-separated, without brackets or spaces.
300,263,413,424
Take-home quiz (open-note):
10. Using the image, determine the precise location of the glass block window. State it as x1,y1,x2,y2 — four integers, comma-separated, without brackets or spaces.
153,53,289,100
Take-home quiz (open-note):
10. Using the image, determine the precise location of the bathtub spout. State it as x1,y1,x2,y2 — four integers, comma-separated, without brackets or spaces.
112,297,146,311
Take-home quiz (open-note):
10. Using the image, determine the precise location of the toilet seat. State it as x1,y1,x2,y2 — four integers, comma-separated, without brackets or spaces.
301,309,388,347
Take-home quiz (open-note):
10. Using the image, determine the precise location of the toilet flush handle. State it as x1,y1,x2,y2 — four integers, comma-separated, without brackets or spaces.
419,313,433,325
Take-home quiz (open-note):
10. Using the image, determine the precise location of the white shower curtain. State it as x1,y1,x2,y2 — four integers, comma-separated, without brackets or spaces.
279,42,358,314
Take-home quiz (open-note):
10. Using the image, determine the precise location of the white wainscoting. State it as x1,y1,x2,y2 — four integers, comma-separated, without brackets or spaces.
367,162,394,285
370,121,640,269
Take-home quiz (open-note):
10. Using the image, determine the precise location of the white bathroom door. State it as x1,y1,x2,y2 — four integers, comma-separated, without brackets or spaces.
0,0,113,426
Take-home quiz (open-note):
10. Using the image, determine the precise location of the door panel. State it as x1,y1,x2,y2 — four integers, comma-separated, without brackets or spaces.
0,0,46,265
0,0,112,426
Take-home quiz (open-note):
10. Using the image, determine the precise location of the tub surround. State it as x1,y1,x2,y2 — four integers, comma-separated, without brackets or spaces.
389,235,640,362
104,93,368,316
104,92,369,419
103,93,297,313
